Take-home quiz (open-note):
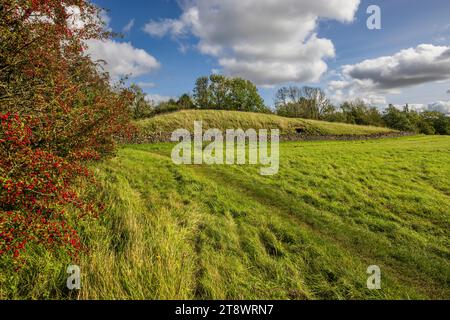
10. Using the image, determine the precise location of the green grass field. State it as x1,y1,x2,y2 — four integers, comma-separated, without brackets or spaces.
137,110,397,138
2,135,449,300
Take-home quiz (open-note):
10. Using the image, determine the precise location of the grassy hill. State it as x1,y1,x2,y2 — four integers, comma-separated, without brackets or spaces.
3,136,449,299
136,110,397,140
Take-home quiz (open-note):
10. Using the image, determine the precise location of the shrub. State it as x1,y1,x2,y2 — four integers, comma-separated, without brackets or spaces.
0,0,133,264
0,113,91,262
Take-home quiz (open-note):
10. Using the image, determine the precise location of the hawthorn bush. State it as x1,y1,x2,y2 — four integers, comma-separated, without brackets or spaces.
0,0,134,264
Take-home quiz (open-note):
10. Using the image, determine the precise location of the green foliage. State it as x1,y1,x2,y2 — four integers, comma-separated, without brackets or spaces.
128,87,196,119
275,86,333,120
340,100,385,127
382,105,416,132
226,77,267,112
129,84,154,119
193,76,210,109
382,105,450,134
193,75,267,112
151,101,180,116
177,93,195,110
420,111,450,135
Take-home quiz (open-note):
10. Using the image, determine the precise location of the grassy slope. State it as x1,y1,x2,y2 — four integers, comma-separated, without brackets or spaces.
2,136,449,299
137,110,396,137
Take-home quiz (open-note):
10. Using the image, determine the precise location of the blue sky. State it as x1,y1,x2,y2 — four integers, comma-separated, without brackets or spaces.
89,0,450,112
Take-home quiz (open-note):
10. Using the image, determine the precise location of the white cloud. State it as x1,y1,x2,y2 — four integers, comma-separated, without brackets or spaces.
85,39,160,79
427,100,450,114
342,44,450,90
122,18,135,33
328,44,450,106
143,17,189,38
99,10,111,29
327,79,388,105
137,82,156,88
66,6,85,30
65,7,160,80
143,0,360,86
66,5,111,31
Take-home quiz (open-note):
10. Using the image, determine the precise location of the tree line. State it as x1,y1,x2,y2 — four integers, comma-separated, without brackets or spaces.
131,80,449,135
129,74,270,119
274,86,450,135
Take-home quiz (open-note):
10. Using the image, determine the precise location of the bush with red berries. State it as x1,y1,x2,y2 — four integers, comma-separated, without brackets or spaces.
0,0,134,264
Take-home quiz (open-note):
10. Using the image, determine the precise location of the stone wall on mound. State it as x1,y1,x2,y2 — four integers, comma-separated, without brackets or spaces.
120,131,416,144
279,131,416,142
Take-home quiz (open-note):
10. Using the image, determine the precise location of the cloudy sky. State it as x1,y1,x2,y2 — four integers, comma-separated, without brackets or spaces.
88,0,450,112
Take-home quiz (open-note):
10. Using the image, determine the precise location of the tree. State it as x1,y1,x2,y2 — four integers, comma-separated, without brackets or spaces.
177,94,195,110
227,77,266,112
340,100,384,126
301,86,331,119
321,107,347,123
275,86,332,119
129,84,154,119
275,86,306,106
276,102,305,118
420,111,450,135
416,117,436,135
274,87,289,107
209,74,228,109
193,76,210,108
193,75,267,112
382,105,416,132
